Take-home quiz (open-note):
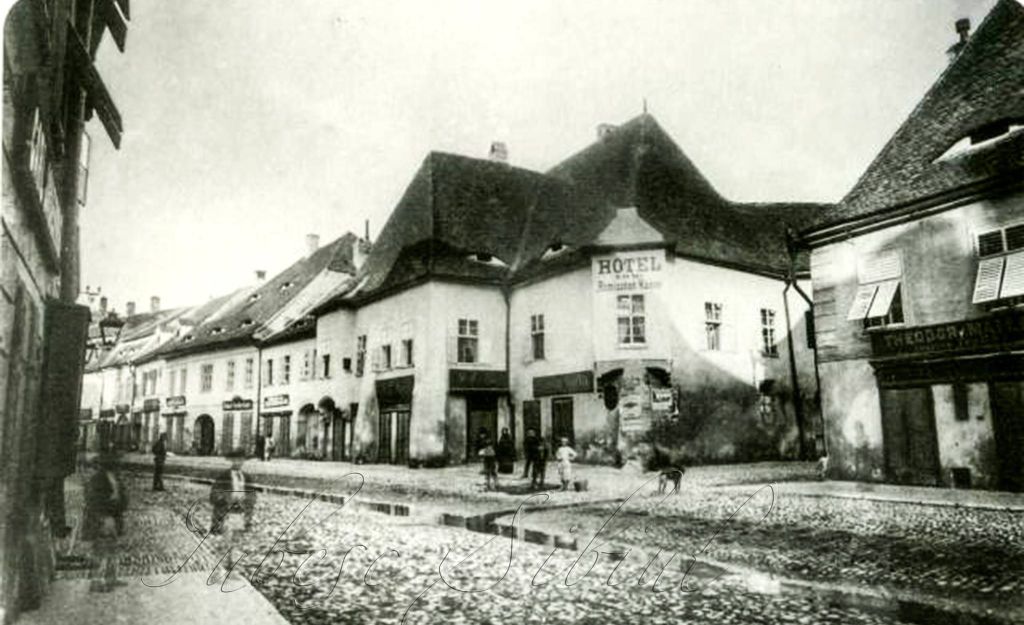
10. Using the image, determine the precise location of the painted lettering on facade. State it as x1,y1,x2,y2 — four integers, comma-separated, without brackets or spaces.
871,310,1024,358
593,251,665,292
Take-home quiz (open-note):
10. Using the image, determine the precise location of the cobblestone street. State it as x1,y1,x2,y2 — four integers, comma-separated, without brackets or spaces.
43,458,1024,624
47,470,919,625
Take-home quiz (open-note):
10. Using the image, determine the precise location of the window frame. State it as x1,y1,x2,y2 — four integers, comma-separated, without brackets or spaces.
200,363,214,393
356,335,367,377
616,295,646,346
760,308,779,357
530,314,545,360
457,318,479,364
705,302,722,351
226,360,235,391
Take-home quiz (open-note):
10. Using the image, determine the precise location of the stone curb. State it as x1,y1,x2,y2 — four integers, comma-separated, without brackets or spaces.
782,489,1024,514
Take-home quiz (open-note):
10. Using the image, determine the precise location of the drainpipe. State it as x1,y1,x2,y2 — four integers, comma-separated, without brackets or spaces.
255,346,263,444
782,280,807,460
502,283,513,444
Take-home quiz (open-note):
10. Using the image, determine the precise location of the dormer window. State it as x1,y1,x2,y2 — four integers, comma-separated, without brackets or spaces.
210,327,225,335
467,252,507,268
935,120,1024,161
240,319,254,327
280,281,294,291
542,242,570,261
249,293,261,302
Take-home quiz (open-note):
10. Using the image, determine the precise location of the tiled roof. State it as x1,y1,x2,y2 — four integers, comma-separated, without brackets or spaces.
153,233,359,359
809,0,1024,231
332,113,827,308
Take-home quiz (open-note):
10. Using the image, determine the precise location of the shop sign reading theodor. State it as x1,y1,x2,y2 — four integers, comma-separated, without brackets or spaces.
593,249,666,292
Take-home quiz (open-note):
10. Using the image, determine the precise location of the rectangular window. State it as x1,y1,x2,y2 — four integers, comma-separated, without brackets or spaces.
953,383,970,422
617,295,645,345
530,314,545,360
226,360,235,391
200,364,213,392
302,350,312,380
381,344,392,370
760,308,778,357
401,339,414,367
264,359,274,386
282,355,291,384
457,319,479,363
323,354,332,378
705,302,722,351
244,358,254,389
972,227,1024,304
848,250,905,329
342,357,351,373
356,335,367,377
179,367,188,395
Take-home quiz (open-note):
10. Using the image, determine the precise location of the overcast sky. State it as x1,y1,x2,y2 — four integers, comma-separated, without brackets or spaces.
74,0,998,312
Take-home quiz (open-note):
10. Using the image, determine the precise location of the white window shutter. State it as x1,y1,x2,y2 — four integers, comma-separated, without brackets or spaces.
522,332,533,365
866,280,900,319
447,334,457,364
479,334,492,365
999,252,1024,299
972,256,1005,304
859,251,902,283
847,284,879,321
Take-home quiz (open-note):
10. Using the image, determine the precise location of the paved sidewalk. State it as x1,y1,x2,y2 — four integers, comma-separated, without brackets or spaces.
17,573,288,625
765,479,1024,511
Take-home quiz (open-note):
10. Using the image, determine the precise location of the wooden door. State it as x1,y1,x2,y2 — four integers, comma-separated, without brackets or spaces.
467,395,497,459
332,415,347,461
221,413,234,453
880,387,939,485
378,411,392,463
990,381,1024,492
552,397,575,445
394,411,411,465
239,412,252,455
278,415,291,456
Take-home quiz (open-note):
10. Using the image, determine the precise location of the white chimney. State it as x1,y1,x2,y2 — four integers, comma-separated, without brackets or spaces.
125,301,136,317
597,123,617,140
150,296,160,313
306,233,320,257
489,141,508,163
255,270,267,283
352,239,370,272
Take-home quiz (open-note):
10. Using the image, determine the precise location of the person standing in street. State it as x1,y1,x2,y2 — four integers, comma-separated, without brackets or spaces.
83,450,128,592
531,434,549,490
522,428,539,479
497,427,515,475
265,435,275,461
209,451,256,534
151,433,167,491
255,432,266,462
555,437,577,491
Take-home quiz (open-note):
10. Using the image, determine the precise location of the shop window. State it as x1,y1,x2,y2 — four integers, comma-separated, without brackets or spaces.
847,250,904,329
401,339,414,367
617,295,645,345
244,358,254,389
760,308,778,357
226,360,235,391
705,302,722,350
356,335,367,377
457,319,479,363
530,314,545,360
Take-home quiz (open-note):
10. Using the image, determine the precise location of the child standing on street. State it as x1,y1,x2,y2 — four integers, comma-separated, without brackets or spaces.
477,430,498,491
555,437,577,491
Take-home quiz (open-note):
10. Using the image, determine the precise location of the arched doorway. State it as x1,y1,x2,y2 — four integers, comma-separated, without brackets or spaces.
194,415,215,456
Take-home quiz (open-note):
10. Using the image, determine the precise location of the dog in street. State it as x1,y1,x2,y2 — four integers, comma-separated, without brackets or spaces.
657,467,685,494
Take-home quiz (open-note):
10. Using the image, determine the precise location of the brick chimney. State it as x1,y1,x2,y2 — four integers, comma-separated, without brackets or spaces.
126,301,136,317
946,18,970,62
150,296,160,313
597,123,617,140
488,141,508,163
306,233,320,257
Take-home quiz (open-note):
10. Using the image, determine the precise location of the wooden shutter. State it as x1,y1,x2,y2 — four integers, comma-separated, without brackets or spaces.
38,301,91,478
977,230,1005,257
859,251,902,283
866,280,900,319
479,333,492,365
847,284,879,320
999,252,1024,299
972,256,1005,303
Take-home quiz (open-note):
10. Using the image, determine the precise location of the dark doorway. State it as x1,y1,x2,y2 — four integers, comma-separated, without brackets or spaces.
990,381,1024,492
378,410,392,463
467,394,498,459
552,397,575,445
880,387,940,486
195,415,215,456
523,400,541,438
332,412,348,461
221,412,234,453
393,411,411,465
277,415,291,456
239,412,252,455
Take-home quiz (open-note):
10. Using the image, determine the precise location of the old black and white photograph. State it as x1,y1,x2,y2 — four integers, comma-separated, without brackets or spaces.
1,0,1023,623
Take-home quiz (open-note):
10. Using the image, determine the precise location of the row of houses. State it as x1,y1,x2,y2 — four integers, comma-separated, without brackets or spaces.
81,113,825,468
80,0,1024,493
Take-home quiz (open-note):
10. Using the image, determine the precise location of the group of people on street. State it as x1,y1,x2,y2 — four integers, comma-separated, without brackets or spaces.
478,427,578,492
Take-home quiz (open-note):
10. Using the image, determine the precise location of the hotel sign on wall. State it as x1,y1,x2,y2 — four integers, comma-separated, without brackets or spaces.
593,250,665,293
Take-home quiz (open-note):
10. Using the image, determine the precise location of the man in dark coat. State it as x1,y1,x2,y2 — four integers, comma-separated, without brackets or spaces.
531,435,549,490
522,428,539,478
209,451,256,534
151,433,168,491
255,433,266,462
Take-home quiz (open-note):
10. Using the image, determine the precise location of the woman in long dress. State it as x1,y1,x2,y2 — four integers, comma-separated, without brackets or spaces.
496,428,515,475
555,437,577,491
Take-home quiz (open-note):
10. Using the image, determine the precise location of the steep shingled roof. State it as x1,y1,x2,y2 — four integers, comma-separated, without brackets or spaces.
810,0,1024,231
329,114,826,309
153,233,359,359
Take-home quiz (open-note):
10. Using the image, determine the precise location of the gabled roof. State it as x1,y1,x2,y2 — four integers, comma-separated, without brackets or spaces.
810,0,1024,231
153,233,359,359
